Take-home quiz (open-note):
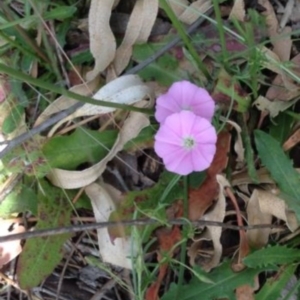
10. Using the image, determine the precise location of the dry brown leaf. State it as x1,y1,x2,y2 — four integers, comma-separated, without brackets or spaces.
48,104,150,188
34,77,100,127
188,130,231,220
247,189,298,248
86,0,117,80
200,175,227,271
229,0,246,21
236,285,256,300
266,53,300,101
85,183,134,269
283,127,300,151
253,95,295,117
109,0,158,77
258,0,292,62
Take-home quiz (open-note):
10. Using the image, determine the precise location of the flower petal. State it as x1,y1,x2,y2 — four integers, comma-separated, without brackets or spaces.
155,80,215,123
154,111,217,175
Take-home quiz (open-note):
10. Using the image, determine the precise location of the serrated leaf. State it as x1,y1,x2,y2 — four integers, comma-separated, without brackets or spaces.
243,245,300,268
17,180,72,289
0,184,38,217
255,130,300,221
256,264,297,300
162,261,271,300
42,128,118,170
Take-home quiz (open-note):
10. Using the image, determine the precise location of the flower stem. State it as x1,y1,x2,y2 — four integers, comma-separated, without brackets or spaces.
176,175,189,298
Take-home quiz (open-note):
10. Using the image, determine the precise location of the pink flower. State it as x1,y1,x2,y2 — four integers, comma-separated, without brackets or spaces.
155,80,215,124
154,111,217,175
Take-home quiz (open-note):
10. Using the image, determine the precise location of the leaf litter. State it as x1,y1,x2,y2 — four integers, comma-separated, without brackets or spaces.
1,0,300,299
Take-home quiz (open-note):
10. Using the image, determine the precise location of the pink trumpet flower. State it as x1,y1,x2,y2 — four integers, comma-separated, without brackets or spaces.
154,111,217,175
155,80,215,124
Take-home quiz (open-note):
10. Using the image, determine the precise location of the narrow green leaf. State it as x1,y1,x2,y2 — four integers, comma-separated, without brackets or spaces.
44,6,77,21
162,261,272,300
17,181,72,289
255,130,300,220
256,264,297,300
2,103,24,134
269,113,294,145
243,245,300,268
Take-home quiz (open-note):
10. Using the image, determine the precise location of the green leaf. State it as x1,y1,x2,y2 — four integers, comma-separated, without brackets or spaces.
42,128,118,170
133,43,181,86
255,130,300,221
44,6,77,21
162,261,272,300
2,103,24,134
0,184,38,217
17,180,72,289
269,113,294,145
123,125,157,151
256,264,297,300
243,245,300,268
109,171,184,239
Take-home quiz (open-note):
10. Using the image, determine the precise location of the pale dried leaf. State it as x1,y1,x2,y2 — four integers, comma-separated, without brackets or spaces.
253,95,295,117
85,183,134,269
247,189,298,248
86,0,116,80
266,54,300,101
259,0,292,61
47,104,150,188
0,219,25,268
229,0,246,21
178,0,212,24
111,0,158,76
34,78,100,127
283,128,300,151
47,75,153,136
163,0,188,17
199,174,227,271
226,119,244,164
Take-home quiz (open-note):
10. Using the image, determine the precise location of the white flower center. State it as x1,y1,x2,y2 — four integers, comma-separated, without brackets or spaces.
182,105,191,111
183,137,196,150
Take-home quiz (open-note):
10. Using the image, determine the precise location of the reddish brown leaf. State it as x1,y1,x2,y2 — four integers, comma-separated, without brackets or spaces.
145,226,181,300
188,131,231,221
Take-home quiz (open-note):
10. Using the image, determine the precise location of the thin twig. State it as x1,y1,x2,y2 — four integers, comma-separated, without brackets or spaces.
0,219,285,243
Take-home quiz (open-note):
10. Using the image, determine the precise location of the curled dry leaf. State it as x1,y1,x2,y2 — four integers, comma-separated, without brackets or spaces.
85,183,133,269
258,0,292,61
246,189,298,248
45,75,153,136
86,0,117,81
0,219,25,268
253,95,295,117
229,0,245,21
47,102,150,188
188,174,227,271
34,77,100,128
266,53,300,101
225,119,244,165
111,0,159,76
